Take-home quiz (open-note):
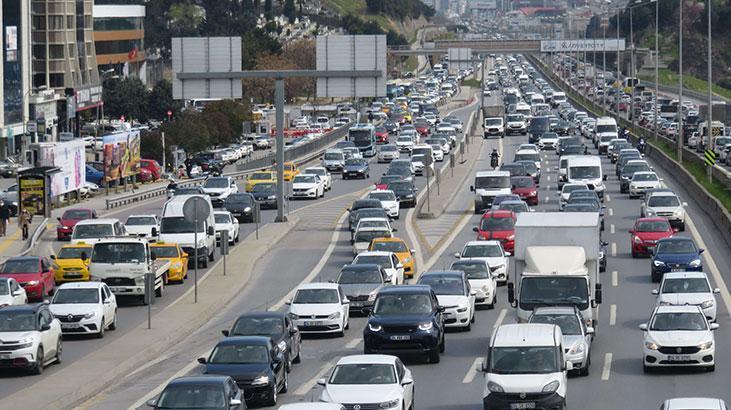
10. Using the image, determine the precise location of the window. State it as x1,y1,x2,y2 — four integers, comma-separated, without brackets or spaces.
48,16,64,29
49,45,64,59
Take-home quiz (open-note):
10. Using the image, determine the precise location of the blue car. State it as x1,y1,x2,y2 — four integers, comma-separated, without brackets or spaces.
85,164,104,185
651,237,704,282
342,158,370,180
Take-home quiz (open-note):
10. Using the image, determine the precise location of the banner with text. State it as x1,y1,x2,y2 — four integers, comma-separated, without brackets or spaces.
540,39,626,52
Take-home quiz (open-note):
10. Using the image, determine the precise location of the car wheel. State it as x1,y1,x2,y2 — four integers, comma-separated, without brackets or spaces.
488,294,496,309
579,363,589,376
428,349,440,363
706,364,715,372
439,335,445,353
235,233,239,243
109,311,118,330
651,271,661,283
163,272,169,286
643,364,652,373
465,322,471,331
209,250,215,262
267,381,278,406
41,285,46,300
32,346,44,375
200,258,208,269
631,250,638,258
678,222,685,232
281,370,288,393
96,318,105,338
55,339,63,364
155,281,164,298
293,347,301,364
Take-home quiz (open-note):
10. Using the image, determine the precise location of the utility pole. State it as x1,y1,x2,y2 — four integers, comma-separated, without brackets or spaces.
677,0,684,162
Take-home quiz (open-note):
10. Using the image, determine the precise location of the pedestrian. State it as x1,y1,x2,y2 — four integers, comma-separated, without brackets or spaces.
19,209,31,240
0,200,9,237
184,154,193,179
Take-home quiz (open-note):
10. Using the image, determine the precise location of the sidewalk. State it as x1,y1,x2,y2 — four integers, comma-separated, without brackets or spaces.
0,217,44,260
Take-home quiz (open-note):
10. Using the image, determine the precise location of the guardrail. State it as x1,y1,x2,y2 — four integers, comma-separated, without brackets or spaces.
640,79,730,104
17,218,49,257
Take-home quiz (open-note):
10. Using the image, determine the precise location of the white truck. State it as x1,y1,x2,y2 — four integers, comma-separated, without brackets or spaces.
507,212,603,327
88,237,171,304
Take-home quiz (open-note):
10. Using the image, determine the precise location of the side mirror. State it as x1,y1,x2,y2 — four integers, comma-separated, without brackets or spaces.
507,282,515,304
229,399,243,407
603,174,608,181
146,399,157,408
285,300,292,306
470,289,477,296
713,288,721,294
197,357,207,364
392,228,398,232
470,185,475,192
478,360,487,373
207,226,214,236
80,252,88,261
710,323,720,330
699,249,705,254
41,323,51,331
472,227,479,232
628,229,635,234
12,290,23,297
565,361,574,371
361,307,372,315
401,375,414,385
50,255,56,260
151,227,158,237
586,327,595,335
505,252,512,257
410,249,416,255
595,289,602,304
651,289,659,295
150,252,157,261
56,217,61,222
639,323,648,331
682,202,688,207
437,306,446,313
221,330,230,337
396,263,403,269
342,298,350,305
317,378,327,386
454,252,461,259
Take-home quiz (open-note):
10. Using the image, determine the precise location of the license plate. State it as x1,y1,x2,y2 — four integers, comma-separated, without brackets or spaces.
667,355,691,361
61,323,80,329
390,335,410,341
304,321,323,327
671,268,684,272
350,301,363,307
510,403,536,409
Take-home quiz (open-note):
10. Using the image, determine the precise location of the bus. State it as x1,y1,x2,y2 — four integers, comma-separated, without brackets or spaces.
347,123,377,157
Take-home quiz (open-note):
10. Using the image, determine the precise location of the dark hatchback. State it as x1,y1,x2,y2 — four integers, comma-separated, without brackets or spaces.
499,163,529,177
223,193,257,223
336,264,387,312
387,180,418,208
619,162,652,193
250,183,278,209
650,237,704,282
348,199,384,230
363,285,445,363
222,312,301,371
199,336,287,406
147,375,246,409
342,158,370,180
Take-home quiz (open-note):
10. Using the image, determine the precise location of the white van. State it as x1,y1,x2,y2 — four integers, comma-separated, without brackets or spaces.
594,117,619,154
71,218,126,245
551,92,567,108
470,170,512,213
159,195,216,268
479,324,569,409
567,156,606,198
514,103,532,120
530,94,545,106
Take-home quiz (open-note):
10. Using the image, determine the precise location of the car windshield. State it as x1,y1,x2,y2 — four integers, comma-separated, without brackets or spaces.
161,216,206,234
209,344,270,364
204,178,229,188
486,119,502,125
232,317,283,336
499,203,528,213
355,230,390,243
397,136,413,143
507,114,524,122
381,146,397,152
462,244,502,258
636,221,671,232
624,164,650,175
251,183,275,193
418,275,464,295
656,240,696,254
565,204,598,212
73,224,113,238
514,153,539,163
0,312,37,331
126,216,156,226
596,124,617,133
173,188,203,195
0,280,8,295
369,192,396,201
1,259,38,273
294,175,317,184
650,312,707,331
661,278,711,294
63,210,91,220
520,277,589,309
648,196,680,207
329,363,396,385
387,181,412,192
563,186,588,195
530,314,582,335
52,288,99,304
293,288,340,304
251,172,272,180
57,247,90,259
489,346,558,374
570,166,601,179
345,159,367,166
512,177,534,188
632,173,658,181
475,176,510,189
371,241,407,253
339,268,383,284
92,243,146,264
225,194,253,205
480,216,514,231
156,385,227,409
324,153,343,161
214,214,231,224
451,261,489,279
152,246,179,258
373,293,433,315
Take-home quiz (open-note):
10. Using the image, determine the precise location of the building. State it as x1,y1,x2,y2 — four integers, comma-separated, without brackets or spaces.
92,5,146,83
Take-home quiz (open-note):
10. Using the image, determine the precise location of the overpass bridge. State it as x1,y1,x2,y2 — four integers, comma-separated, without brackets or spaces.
388,39,542,56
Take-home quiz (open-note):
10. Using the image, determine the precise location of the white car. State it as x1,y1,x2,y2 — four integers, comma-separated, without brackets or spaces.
353,251,404,285
202,176,239,206
278,404,345,410
559,183,589,210
450,259,496,309
302,166,332,191
377,145,400,163
354,217,394,236
517,144,539,153
418,271,476,330
213,211,240,245
49,282,118,338
352,227,393,255
0,277,27,307
455,240,510,283
429,144,444,161
291,174,325,199
660,398,728,410
395,136,415,153
287,283,349,336
0,303,62,374
124,215,159,238
653,271,720,322
641,191,687,231
538,133,559,150
318,355,414,410
342,147,363,160
367,190,400,219
629,171,663,198
410,155,427,176
640,305,717,372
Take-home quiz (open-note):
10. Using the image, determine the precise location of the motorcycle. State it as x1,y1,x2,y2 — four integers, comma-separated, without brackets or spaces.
638,141,646,154
490,156,499,169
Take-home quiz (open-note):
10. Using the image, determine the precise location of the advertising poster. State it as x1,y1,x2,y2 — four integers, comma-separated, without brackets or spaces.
102,130,140,181
37,140,86,196
19,176,46,216
5,26,18,62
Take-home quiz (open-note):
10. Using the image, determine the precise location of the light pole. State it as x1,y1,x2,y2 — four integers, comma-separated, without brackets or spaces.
706,0,713,159
603,16,608,113
616,3,621,115
677,0,684,162
629,5,635,130
654,0,659,142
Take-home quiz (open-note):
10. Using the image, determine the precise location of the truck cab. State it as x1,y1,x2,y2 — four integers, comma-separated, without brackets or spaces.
159,195,216,268
470,171,511,214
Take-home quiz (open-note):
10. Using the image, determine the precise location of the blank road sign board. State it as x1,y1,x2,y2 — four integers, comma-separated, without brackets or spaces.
316,35,387,98
172,37,242,100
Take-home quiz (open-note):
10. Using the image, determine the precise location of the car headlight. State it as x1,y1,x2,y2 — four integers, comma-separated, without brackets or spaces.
26,280,39,286
288,312,299,320
251,375,270,386
674,209,683,216
378,399,400,409
645,210,655,216
481,285,490,292
658,301,672,306
268,195,276,200
568,343,585,354
368,291,378,302
89,276,102,282
542,380,560,393
368,323,383,332
83,312,96,319
418,322,433,331
244,207,252,212
689,259,702,267
506,235,515,241
698,340,713,350
457,305,469,313
135,276,145,285
405,194,414,198
701,299,714,309
171,262,183,269
644,341,659,350
16,342,33,349
653,260,665,266
403,257,411,264
487,381,504,393
277,340,287,353
633,236,642,243
328,311,341,320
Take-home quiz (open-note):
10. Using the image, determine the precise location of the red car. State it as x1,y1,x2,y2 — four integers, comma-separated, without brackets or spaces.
415,122,430,137
473,210,517,253
138,167,154,183
510,176,538,206
56,208,97,240
0,256,55,301
375,175,403,190
374,127,389,144
629,217,675,258
140,159,163,181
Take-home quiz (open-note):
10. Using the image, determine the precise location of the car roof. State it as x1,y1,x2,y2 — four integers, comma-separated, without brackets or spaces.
76,218,119,225
216,335,271,346
167,375,232,387
662,271,709,280
56,282,103,290
377,284,432,295
355,251,393,258
235,311,285,320
532,306,580,316
127,214,157,218
0,302,45,313
420,270,465,279
336,354,396,365
657,237,693,243
492,324,560,347
5,256,40,262
654,305,705,314
482,210,515,218
664,398,726,409
297,282,340,290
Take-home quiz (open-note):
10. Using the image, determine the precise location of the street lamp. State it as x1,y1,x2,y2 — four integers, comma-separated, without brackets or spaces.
678,0,684,162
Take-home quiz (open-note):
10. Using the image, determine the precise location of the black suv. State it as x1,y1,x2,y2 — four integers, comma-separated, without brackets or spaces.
222,311,301,371
363,285,445,363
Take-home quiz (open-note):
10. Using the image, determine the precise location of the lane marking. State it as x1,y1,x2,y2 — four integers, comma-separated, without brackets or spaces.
610,224,615,234
462,357,483,384
294,361,333,396
547,175,551,182
493,308,507,328
608,208,614,216
601,353,613,381
544,196,549,203
605,194,611,202
685,215,731,311
609,304,617,326
612,271,618,287
611,242,617,257
345,337,362,349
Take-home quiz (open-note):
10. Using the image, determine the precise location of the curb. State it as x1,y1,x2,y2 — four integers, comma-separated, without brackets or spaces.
16,218,48,257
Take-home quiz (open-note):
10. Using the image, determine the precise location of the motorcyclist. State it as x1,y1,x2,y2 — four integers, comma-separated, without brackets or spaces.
638,137,646,153
490,148,500,168
166,177,178,191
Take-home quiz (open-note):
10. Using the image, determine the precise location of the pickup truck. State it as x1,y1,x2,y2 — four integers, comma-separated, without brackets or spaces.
87,237,171,304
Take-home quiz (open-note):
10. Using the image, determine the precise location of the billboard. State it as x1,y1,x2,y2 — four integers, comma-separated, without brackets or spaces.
316,35,387,98
102,130,141,181
36,140,86,196
19,176,46,216
172,37,243,100
540,39,626,52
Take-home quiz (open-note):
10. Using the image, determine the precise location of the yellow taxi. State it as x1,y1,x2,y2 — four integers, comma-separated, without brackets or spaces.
245,171,277,192
402,112,412,123
282,162,300,182
369,237,416,278
52,244,92,283
150,242,188,283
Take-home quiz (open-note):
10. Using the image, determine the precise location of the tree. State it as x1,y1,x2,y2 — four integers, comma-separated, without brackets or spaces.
243,53,298,102
102,77,149,122
283,0,296,23
168,1,204,37
202,100,251,146
264,0,273,19
162,111,211,154
147,80,183,121
281,39,316,100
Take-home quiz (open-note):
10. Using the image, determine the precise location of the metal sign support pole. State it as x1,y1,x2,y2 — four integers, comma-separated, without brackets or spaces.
194,207,198,303
275,78,287,223
426,169,431,213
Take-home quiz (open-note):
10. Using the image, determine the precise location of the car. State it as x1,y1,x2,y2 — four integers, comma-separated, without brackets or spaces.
528,306,594,376
203,176,239,207
51,244,92,283
0,256,55,302
510,176,538,205
395,135,415,152
302,167,332,191
377,144,400,163
222,311,302,371
150,242,188,283
505,113,527,135
250,182,278,209
245,171,277,192
198,336,287,406
659,398,729,410
291,174,325,199
172,186,206,197
455,240,510,283
369,237,416,279
223,193,257,223
342,147,363,160
140,159,163,181
49,282,118,338
342,158,370,180
124,215,159,238
500,162,529,178
287,283,349,336
651,237,704,282
317,355,415,410
0,303,63,375
653,271,720,322
450,258,496,309
387,180,417,208
538,132,560,150
352,226,393,255
619,160,651,193
641,191,686,231
56,208,97,240
146,375,245,410
352,251,404,285
0,277,27,307
640,305,717,372
496,200,531,214
629,171,663,198
473,210,516,253
281,162,300,181
363,285,445,363
336,264,388,312
418,270,476,330
629,217,675,258
214,211,240,245
367,190,400,219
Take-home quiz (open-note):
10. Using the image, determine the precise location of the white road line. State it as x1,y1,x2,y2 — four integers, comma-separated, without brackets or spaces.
686,215,731,311
544,196,550,203
493,308,507,328
608,208,614,216
611,242,617,257
462,357,483,384
612,271,618,287
547,175,551,182
294,361,333,396
609,304,617,326
345,337,363,349
610,224,615,234
601,353,613,381
605,194,611,202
